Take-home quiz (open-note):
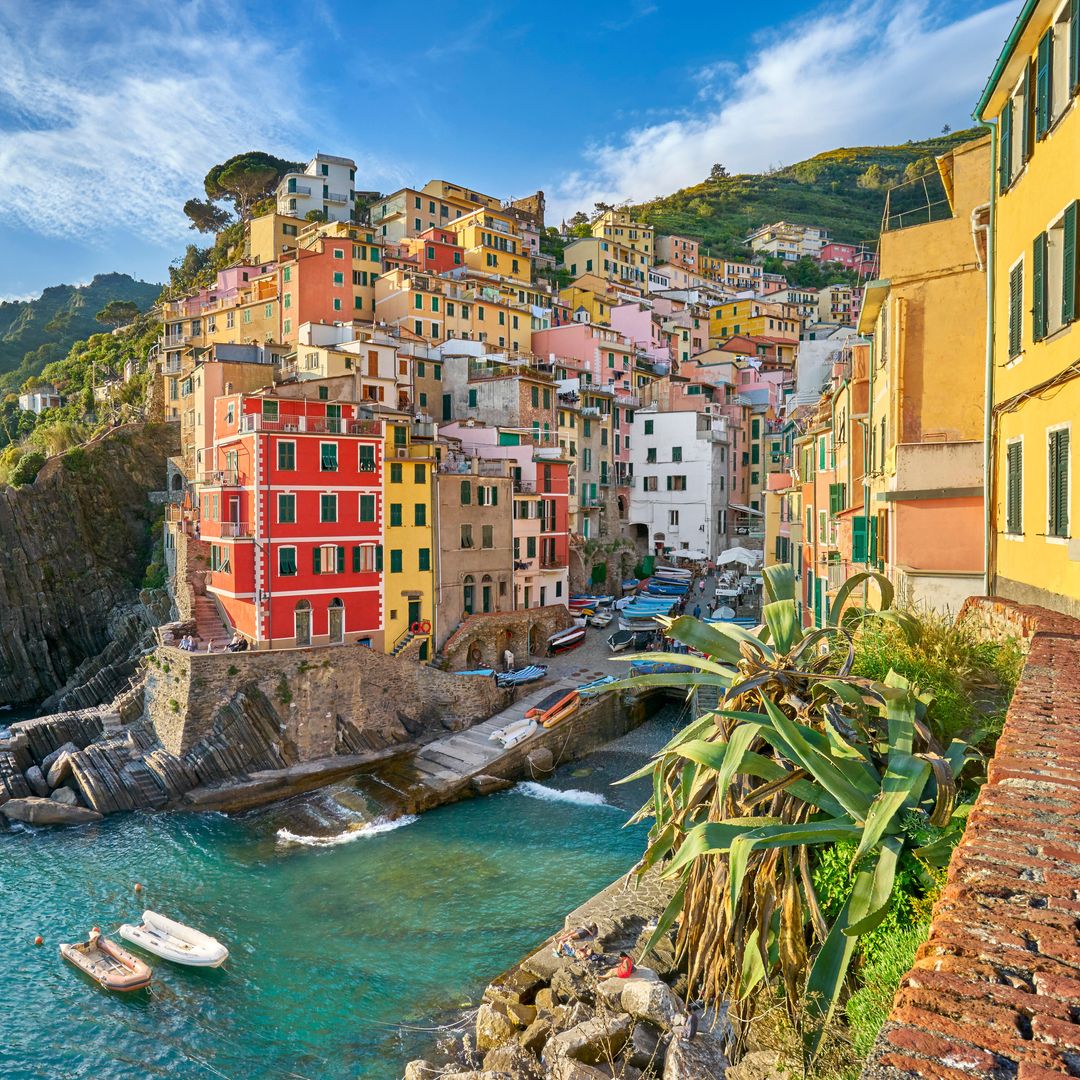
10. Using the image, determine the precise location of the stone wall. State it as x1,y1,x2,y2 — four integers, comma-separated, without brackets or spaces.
864,597,1080,1079
172,527,211,623
145,642,509,757
440,605,574,670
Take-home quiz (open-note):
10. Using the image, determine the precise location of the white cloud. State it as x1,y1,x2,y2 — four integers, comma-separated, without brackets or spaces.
550,0,1016,219
0,1,402,244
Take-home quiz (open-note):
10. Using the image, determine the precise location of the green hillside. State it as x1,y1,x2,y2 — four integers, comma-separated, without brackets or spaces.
0,273,161,391
633,128,984,261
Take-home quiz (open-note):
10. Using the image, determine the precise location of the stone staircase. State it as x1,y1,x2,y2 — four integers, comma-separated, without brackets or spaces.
192,592,231,651
390,630,416,657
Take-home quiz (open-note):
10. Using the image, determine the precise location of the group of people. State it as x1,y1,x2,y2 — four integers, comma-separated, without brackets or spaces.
175,632,249,653
177,635,199,651
226,633,249,653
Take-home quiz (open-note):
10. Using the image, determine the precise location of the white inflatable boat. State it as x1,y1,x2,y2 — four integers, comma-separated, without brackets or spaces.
488,718,538,748
118,910,228,968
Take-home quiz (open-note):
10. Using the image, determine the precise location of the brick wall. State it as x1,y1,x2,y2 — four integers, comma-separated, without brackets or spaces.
865,597,1080,1079
440,604,574,670
145,643,508,757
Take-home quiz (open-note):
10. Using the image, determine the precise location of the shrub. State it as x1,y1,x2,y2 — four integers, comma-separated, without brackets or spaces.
9,450,45,487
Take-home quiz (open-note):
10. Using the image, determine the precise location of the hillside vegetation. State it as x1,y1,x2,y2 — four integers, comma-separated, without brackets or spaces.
0,273,160,391
632,128,983,260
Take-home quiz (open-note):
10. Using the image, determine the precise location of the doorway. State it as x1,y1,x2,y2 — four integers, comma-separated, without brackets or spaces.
328,598,344,644
408,599,421,629
295,600,311,646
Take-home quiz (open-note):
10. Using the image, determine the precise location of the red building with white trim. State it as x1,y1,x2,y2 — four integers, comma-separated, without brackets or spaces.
202,393,385,648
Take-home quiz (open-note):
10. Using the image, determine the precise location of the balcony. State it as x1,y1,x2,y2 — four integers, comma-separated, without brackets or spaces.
219,521,253,538
163,333,191,348
325,191,349,204
162,357,183,375
199,469,240,487
540,557,566,570
513,480,536,494
287,184,313,197
239,415,382,436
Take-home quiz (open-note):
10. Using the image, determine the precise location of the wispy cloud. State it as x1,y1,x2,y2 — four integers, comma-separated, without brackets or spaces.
551,0,1015,218
0,1,401,245
601,2,658,32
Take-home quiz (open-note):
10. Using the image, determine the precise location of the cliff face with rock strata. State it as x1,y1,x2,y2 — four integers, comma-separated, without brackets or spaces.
0,422,178,707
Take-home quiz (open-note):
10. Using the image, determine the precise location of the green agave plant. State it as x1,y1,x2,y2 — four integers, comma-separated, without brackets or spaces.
610,565,975,1064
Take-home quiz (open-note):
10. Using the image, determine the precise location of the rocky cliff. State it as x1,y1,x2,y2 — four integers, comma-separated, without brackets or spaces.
0,422,178,707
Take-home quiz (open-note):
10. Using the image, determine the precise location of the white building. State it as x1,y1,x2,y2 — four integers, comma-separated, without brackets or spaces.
628,407,729,561
276,154,357,223
18,385,63,414
745,221,830,262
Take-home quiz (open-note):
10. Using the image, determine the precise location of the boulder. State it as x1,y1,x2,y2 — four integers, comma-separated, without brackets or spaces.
1,797,102,826
519,1016,555,1056
46,750,77,789
472,774,513,796
535,988,558,1011
723,1050,780,1080
551,964,594,1005
546,1059,613,1080
40,741,79,776
483,1043,536,1074
404,1061,441,1080
526,746,554,774
544,1013,633,1067
624,1022,664,1071
49,786,79,806
484,966,545,1007
598,968,683,1032
662,1007,731,1079
476,1001,521,1052
24,765,50,797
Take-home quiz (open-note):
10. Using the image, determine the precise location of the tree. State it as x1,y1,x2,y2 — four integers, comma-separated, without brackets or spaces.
942,123,952,135
709,163,729,181
183,198,232,233
95,300,141,330
857,164,889,190
568,211,589,228
203,151,301,220
593,201,614,215
903,157,936,183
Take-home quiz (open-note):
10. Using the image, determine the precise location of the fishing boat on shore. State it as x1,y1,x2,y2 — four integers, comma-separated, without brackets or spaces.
118,911,229,968
489,717,538,747
588,610,613,628
60,934,153,991
607,629,656,652
547,626,586,654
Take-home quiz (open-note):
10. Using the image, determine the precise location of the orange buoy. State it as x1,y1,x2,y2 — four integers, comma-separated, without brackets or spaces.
134,883,143,893
34,935,43,946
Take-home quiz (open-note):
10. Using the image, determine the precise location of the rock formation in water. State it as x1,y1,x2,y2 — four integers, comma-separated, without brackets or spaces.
0,422,178,707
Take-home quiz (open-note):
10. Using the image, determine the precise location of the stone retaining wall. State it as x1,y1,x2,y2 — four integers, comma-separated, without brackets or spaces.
440,605,574,671
145,643,509,757
865,597,1080,1079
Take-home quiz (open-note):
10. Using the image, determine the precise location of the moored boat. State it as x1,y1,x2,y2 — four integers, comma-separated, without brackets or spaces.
60,934,153,991
547,627,586,654
118,910,228,968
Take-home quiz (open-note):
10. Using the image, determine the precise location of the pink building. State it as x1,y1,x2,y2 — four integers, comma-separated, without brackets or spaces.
531,322,636,393
819,242,879,277
609,303,671,365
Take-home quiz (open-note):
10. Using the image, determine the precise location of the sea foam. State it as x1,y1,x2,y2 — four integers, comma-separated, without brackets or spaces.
515,782,610,807
276,815,418,847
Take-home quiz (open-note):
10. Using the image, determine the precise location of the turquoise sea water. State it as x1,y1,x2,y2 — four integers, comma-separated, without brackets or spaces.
0,710,680,1080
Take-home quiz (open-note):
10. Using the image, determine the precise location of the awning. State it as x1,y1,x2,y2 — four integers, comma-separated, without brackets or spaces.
717,547,764,567
671,549,708,561
728,503,764,517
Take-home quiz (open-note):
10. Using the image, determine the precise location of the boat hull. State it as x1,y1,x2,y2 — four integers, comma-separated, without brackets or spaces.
119,910,228,968
60,937,153,991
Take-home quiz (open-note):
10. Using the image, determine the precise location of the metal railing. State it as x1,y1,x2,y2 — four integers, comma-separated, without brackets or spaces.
199,469,240,487
239,415,381,436
218,521,252,538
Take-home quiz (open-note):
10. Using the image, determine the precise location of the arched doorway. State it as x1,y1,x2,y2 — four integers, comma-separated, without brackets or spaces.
463,575,475,616
295,600,311,647
171,472,184,492
467,640,484,667
481,574,493,613
529,625,543,656
328,598,344,644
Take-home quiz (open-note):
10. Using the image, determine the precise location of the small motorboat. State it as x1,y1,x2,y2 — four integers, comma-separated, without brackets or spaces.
548,627,586,655
489,717,538,747
608,629,643,652
496,664,548,688
589,610,613,628
118,910,228,969
60,934,152,992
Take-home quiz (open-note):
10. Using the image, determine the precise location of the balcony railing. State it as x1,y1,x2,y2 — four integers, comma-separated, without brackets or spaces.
325,190,349,204
162,357,183,374
219,521,252,538
513,480,536,494
287,184,313,197
239,415,382,436
199,469,240,487
540,557,566,569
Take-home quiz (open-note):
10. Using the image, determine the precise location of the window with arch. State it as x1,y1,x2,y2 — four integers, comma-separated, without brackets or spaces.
463,575,475,615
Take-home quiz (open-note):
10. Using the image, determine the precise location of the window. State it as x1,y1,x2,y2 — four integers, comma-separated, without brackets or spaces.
418,547,431,572
414,503,426,526
527,536,537,559
468,388,478,408
320,442,338,471
390,549,402,573
1006,440,1024,535
668,510,679,526
390,462,402,483
1049,427,1070,538
1036,28,1053,140
278,547,297,576
644,419,653,434
320,494,337,522
460,480,471,505
671,446,682,462
461,523,474,548
359,444,375,472
278,493,296,524
352,545,375,572
333,271,344,286
643,476,658,492
389,503,402,527
482,525,494,549
277,441,296,470
666,475,687,491
359,494,376,522
1034,231,1049,341
1009,260,1024,357
312,545,343,574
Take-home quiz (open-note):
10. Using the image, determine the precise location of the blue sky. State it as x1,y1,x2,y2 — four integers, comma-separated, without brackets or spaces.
0,0,1016,300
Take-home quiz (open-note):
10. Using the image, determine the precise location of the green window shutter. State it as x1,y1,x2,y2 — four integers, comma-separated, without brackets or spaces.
418,548,430,572
1036,30,1052,139
360,494,375,522
491,485,498,506
851,517,867,562
313,546,321,573
390,503,401,527
999,98,1012,190
1063,201,1078,326
390,549,402,573
1033,232,1048,341
1006,443,1023,534
414,503,426,526
337,546,345,573
1009,262,1024,356
352,545,361,572
375,545,383,572
868,518,878,567
1022,60,1034,159
1051,429,1070,537
1071,0,1080,93
461,481,471,505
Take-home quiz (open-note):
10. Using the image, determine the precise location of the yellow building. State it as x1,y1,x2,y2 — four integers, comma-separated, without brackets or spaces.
444,207,531,283
709,298,801,343
247,211,306,264
979,0,1080,615
592,208,654,260
381,414,437,658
